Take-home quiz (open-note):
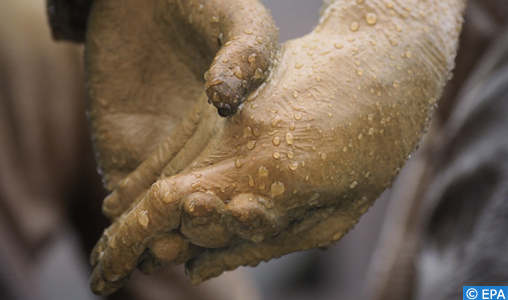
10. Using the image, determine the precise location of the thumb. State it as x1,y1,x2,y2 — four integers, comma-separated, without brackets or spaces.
172,0,279,116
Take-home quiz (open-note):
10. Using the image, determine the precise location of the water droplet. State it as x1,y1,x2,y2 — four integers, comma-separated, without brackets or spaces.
247,140,256,150
256,36,263,43
251,234,264,243
244,126,253,138
343,146,348,152
273,152,281,159
305,175,310,182
321,153,328,160
258,183,266,190
295,63,303,69
138,211,150,227
287,151,294,159
191,181,202,189
368,114,374,121
254,68,263,79
272,136,281,146
243,29,253,34
285,132,294,145
405,50,412,58
289,162,299,171
358,134,363,140
257,166,269,177
357,68,364,76
350,22,359,32
334,42,344,49
108,236,117,249
393,167,401,175
210,78,224,86
270,181,286,196
386,1,394,8
195,174,202,178
293,91,298,98
248,53,257,63
350,181,358,189
294,114,302,120
270,116,282,127
248,175,255,187
252,127,261,137
235,158,244,168
234,67,243,79
368,128,375,135
289,123,296,131
366,13,377,25
393,80,400,88
222,58,229,63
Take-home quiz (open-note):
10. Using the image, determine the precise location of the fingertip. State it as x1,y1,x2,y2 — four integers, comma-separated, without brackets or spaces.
206,76,243,117
90,262,130,296
89,267,107,295
102,192,121,220
218,102,233,117
227,193,288,242
150,232,198,265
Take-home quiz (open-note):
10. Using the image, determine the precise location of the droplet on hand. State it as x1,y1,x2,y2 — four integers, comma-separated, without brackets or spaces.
138,211,150,228
350,22,360,32
258,166,270,177
247,140,256,150
334,42,344,49
285,133,294,145
251,234,264,243
366,13,378,25
270,181,286,196
108,236,117,250
235,158,244,168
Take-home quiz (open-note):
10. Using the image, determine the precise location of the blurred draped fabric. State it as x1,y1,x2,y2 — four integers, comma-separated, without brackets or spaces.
1,0,507,300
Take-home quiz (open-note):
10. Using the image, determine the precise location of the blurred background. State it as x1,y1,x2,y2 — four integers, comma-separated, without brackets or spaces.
1,0,507,300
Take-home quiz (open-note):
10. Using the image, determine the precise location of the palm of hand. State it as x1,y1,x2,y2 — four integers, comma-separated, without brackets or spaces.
86,0,463,295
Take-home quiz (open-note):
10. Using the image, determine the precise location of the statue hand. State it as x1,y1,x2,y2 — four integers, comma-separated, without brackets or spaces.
86,0,465,295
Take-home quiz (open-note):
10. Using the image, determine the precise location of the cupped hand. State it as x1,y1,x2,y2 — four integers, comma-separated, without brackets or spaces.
85,0,465,295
